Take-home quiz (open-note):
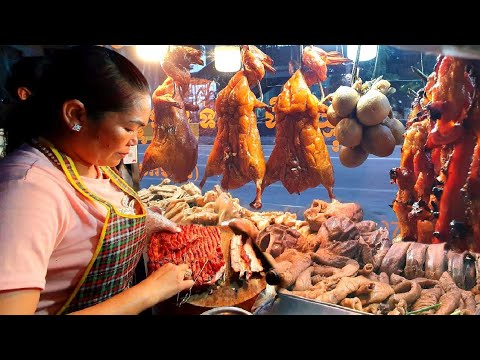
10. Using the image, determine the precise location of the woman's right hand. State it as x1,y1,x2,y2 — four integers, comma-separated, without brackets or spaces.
139,263,194,307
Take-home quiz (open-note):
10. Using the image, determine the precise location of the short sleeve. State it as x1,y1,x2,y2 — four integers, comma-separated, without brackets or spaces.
0,170,67,291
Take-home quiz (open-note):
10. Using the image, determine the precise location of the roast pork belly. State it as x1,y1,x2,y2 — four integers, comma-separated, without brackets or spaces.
243,238,264,273
230,235,264,280
230,235,250,279
228,218,259,240
148,225,225,289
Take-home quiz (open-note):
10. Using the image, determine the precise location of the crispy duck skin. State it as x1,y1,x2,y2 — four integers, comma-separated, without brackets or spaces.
465,98,480,252
425,56,475,148
392,56,480,252
434,131,476,247
140,46,203,182
262,47,350,199
199,45,275,209
432,76,479,249
391,103,433,242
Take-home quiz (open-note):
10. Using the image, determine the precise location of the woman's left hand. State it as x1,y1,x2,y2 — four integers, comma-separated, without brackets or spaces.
140,263,195,306
146,206,181,237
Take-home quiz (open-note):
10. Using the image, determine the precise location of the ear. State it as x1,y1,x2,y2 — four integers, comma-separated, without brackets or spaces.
17,87,32,100
62,99,87,130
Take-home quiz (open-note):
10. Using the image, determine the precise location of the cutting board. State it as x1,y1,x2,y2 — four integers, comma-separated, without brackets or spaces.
186,226,266,308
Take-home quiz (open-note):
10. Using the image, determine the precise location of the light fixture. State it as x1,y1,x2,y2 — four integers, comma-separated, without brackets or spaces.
136,45,169,63
214,45,241,72
347,45,378,62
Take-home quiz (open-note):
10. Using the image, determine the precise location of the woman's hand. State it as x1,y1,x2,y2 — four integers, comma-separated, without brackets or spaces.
146,206,181,237
140,263,195,307
68,263,195,315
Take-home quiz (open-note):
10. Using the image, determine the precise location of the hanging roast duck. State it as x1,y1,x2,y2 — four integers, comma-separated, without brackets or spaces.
261,46,351,200
140,46,203,183
199,45,275,209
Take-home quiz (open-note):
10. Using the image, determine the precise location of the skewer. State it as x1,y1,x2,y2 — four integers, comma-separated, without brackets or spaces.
411,66,428,82
178,259,210,307
176,253,189,306
318,81,325,102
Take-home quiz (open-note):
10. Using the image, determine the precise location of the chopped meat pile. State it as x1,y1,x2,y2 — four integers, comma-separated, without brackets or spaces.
304,199,363,232
230,235,264,280
147,224,225,289
256,224,302,258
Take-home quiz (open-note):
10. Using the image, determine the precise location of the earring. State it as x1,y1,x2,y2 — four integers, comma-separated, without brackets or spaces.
72,124,82,132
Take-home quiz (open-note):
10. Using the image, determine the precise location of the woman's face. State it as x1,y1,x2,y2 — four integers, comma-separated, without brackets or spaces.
79,94,151,167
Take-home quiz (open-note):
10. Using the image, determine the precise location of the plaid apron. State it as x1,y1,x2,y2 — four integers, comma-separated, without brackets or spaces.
32,141,147,314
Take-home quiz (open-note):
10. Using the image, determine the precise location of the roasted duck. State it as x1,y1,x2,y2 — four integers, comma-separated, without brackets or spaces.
262,46,351,199
391,55,480,252
140,46,203,182
199,45,275,209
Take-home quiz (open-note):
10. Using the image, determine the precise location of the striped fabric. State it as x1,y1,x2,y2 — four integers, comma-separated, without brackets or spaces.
34,144,147,314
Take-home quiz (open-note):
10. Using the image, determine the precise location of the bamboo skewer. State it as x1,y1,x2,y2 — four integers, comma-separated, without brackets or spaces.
406,303,441,315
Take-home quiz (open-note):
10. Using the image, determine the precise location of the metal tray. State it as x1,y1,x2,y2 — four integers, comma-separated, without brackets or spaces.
257,290,369,315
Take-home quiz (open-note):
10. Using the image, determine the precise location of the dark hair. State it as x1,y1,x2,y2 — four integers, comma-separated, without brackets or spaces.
4,45,150,154
5,56,50,103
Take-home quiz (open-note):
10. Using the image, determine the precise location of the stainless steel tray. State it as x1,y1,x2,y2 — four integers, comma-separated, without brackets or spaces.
257,290,369,315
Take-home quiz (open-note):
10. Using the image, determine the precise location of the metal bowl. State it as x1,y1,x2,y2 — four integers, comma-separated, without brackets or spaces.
200,306,252,315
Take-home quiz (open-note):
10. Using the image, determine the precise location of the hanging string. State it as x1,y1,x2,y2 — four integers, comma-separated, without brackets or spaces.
420,51,424,75
351,45,361,86
371,46,379,81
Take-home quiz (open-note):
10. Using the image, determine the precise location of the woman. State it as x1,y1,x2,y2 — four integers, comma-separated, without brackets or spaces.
0,45,194,315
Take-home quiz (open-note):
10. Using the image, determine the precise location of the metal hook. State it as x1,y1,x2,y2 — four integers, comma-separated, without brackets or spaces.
371,46,379,81
257,80,264,103
351,45,362,86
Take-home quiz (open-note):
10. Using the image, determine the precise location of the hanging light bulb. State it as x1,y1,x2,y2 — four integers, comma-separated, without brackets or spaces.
136,45,169,63
347,45,378,62
214,45,241,72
